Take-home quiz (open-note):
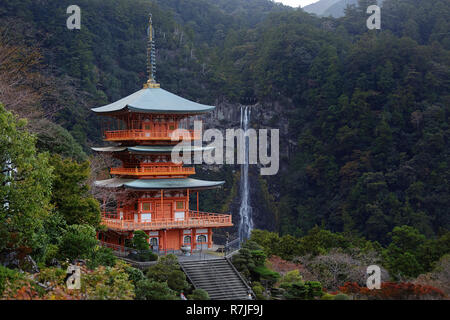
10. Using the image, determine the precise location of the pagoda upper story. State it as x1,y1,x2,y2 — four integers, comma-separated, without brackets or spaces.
92,87,213,144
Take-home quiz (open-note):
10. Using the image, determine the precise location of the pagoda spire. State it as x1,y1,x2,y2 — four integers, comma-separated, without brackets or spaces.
144,13,160,89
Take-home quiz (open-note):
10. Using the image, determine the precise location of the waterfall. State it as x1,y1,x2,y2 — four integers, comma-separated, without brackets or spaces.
238,105,253,242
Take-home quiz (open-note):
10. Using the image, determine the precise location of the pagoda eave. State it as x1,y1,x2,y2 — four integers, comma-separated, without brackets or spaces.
94,177,225,191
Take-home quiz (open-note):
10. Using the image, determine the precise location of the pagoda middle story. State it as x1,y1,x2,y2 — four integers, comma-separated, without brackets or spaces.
92,85,233,253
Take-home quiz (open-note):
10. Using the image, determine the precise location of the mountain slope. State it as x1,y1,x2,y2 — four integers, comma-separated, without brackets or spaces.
303,0,341,16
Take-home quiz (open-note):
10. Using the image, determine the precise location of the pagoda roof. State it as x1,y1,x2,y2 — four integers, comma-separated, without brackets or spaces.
91,145,213,154
94,178,224,191
91,87,215,114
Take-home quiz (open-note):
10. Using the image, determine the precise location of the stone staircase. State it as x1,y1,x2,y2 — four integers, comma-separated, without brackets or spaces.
179,258,253,300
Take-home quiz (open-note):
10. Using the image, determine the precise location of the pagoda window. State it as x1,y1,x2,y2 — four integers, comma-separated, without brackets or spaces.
197,235,207,243
176,201,184,209
183,236,191,244
142,202,151,212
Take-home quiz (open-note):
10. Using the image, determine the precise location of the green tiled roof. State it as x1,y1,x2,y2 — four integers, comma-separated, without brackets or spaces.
94,178,224,190
91,87,215,114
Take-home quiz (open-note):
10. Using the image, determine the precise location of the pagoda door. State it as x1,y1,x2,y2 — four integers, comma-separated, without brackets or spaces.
155,203,172,220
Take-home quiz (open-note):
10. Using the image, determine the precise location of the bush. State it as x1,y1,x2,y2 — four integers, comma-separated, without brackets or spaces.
0,266,22,295
135,279,178,300
124,266,146,286
333,293,350,300
82,260,135,300
87,246,117,269
282,281,323,300
132,230,149,250
251,282,266,300
167,270,190,292
58,224,97,261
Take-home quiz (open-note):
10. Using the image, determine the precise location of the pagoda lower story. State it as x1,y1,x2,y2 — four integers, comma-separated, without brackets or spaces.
96,179,232,253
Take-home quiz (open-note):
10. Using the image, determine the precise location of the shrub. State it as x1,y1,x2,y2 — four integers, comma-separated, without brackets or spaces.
188,288,210,300
167,270,190,292
58,224,97,261
333,293,350,300
339,281,446,300
124,266,146,286
0,266,23,295
135,279,177,300
251,282,266,300
82,260,135,300
282,281,323,300
87,246,117,269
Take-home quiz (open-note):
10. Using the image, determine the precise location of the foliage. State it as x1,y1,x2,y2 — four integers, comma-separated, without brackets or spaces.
58,224,97,261
87,246,117,269
124,265,146,287
339,281,446,300
135,279,178,300
145,254,189,292
251,281,266,300
82,260,135,300
0,104,53,252
49,154,100,227
127,230,158,262
280,280,323,300
187,288,210,300
383,226,450,279
131,230,150,251
0,266,22,295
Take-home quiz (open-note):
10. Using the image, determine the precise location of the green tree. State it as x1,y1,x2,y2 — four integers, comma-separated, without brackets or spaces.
135,279,178,300
58,224,98,261
188,288,210,300
49,154,100,227
0,104,53,253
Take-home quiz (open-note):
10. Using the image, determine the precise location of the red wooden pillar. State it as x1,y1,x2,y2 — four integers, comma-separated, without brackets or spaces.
163,229,167,255
208,228,213,249
196,191,199,213
192,228,196,251
187,188,190,211
161,189,163,220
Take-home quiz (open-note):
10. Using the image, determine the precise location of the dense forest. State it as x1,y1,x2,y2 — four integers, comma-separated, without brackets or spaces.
0,0,449,300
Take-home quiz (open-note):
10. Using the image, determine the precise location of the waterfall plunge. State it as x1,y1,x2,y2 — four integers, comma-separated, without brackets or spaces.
238,106,253,242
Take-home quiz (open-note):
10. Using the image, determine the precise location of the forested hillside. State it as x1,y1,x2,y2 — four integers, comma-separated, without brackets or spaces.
0,0,448,242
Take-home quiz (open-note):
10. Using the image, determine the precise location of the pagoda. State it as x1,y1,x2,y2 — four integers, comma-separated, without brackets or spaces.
92,14,232,253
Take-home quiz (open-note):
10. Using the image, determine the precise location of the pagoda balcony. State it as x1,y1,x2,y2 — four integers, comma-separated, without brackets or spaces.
101,210,233,231
104,129,200,141
110,166,195,176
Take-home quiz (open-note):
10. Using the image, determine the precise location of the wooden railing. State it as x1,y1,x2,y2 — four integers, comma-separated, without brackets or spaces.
100,210,233,231
104,129,200,141
110,166,195,176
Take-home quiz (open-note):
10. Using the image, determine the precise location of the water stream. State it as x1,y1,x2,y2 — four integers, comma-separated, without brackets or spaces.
238,106,253,242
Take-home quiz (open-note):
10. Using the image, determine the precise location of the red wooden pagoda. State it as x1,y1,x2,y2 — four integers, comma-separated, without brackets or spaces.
92,14,232,253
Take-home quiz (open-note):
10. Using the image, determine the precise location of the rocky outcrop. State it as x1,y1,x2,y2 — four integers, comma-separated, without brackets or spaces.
0,250,39,274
